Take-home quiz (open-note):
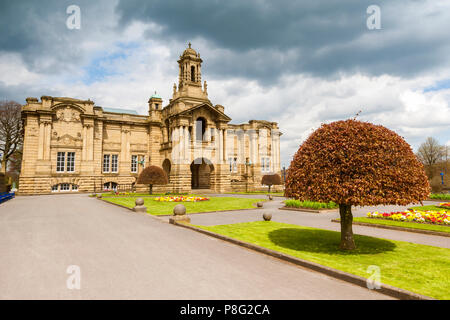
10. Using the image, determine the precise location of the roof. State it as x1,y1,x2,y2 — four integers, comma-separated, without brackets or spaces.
103,107,139,115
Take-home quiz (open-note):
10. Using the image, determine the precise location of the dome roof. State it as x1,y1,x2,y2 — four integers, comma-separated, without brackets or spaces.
182,42,198,57
150,91,161,99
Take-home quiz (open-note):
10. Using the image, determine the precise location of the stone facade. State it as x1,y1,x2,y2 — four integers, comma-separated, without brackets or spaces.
19,45,282,195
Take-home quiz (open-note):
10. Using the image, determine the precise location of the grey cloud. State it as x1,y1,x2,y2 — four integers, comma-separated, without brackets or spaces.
116,0,450,82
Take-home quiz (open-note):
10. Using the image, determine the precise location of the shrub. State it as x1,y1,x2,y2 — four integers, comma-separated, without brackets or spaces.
137,165,168,194
261,174,282,193
285,199,338,209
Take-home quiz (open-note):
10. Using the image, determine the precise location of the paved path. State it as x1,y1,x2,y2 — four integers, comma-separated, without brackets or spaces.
169,196,450,249
0,194,390,299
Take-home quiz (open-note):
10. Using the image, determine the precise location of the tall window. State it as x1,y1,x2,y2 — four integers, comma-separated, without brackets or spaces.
67,152,75,172
131,155,138,173
57,152,65,172
56,152,76,172
191,65,195,81
261,157,270,173
196,117,206,141
111,155,118,173
103,154,110,173
228,157,237,172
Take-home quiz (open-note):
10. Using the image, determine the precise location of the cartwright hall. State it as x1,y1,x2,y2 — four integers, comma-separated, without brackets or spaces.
18,44,282,195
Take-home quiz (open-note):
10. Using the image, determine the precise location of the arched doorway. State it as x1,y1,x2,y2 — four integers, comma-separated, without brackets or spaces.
162,159,171,182
190,158,214,189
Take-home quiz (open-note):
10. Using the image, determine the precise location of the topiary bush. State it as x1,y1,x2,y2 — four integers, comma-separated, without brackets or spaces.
137,165,168,194
261,173,282,193
285,119,430,250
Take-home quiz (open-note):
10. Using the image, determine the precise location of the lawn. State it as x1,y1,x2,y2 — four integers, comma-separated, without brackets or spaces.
197,221,450,299
353,217,450,234
410,205,447,212
104,195,264,215
227,191,284,196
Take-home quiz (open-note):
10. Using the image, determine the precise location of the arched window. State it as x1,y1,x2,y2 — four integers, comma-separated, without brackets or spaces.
103,182,117,191
196,117,206,141
191,66,195,82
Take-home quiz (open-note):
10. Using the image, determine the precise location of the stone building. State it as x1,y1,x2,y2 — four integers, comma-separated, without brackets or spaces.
19,44,282,194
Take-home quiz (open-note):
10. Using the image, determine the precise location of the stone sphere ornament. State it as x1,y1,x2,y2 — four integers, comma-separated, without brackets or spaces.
173,204,187,216
135,198,144,206
263,212,272,221
257,202,264,208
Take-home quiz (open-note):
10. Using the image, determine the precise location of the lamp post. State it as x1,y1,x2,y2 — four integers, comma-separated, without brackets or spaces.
245,158,253,193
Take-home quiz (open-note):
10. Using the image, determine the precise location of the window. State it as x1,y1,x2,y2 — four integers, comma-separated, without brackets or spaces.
103,154,110,173
111,155,118,173
261,157,271,173
196,117,206,141
210,128,215,141
103,182,117,191
191,65,195,82
67,152,75,172
51,184,78,192
131,155,138,173
57,152,65,172
229,157,237,172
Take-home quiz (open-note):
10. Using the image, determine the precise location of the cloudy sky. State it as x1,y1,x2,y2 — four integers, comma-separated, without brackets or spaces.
1,0,450,167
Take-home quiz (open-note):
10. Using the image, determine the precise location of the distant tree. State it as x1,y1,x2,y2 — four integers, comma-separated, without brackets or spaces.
0,100,23,174
261,173,282,193
137,165,168,194
285,119,430,250
417,137,444,178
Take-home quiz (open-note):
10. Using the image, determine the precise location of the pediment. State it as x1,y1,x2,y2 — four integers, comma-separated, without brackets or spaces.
178,103,231,121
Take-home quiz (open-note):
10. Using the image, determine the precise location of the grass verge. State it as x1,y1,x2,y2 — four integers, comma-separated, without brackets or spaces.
103,195,264,215
196,221,450,299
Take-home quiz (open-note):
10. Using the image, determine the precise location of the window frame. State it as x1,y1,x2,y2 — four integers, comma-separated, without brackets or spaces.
56,152,65,172
111,154,118,173
103,154,111,173
131,155,138,173
66,152,75,172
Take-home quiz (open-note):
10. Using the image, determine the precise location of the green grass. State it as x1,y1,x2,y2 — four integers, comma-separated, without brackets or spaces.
100,192,189,198
410,205,447,212
226,191,284,196
104,195,264,215
284,199,338,210
430,193,450,200
197,221,450,299
353,217,450,234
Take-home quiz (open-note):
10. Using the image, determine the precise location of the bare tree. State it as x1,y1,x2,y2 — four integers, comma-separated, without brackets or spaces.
0,100,23,174
417,137,444,178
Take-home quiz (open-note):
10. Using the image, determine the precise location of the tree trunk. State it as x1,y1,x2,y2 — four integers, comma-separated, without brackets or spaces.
268,185,271,193
339,204,356,250
0,159,6,174
149,184,153,195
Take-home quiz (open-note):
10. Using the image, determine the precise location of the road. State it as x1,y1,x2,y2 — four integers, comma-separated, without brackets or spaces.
0,194,390,299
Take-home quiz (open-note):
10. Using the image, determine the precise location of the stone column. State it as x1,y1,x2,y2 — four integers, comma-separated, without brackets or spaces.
37,121,44,160
218,129,223,164
184,126,190,164
82,124,87,161
223,129,227,162
44,122,51,160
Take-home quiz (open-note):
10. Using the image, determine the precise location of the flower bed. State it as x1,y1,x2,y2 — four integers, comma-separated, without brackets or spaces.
154,196,209,202
439,202,450,208
367,210,450,225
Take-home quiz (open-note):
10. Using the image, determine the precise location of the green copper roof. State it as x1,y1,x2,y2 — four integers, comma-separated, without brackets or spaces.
150,91,161,99
103,107,139,115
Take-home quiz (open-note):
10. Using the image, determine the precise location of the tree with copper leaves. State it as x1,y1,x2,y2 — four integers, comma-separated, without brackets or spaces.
261,173,282,193
137,165,168,194
285,119,430,250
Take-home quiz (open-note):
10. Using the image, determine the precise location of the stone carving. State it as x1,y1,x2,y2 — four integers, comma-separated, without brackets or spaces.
56,106,81,122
